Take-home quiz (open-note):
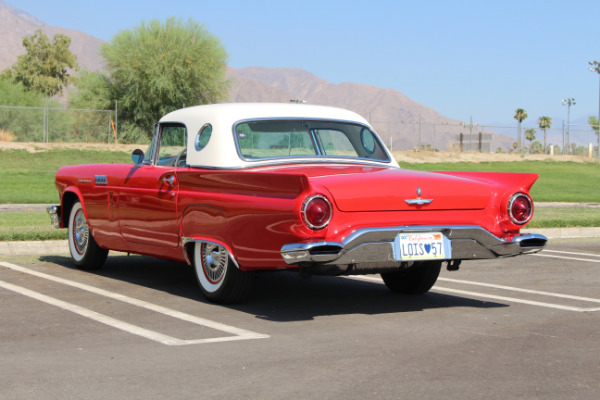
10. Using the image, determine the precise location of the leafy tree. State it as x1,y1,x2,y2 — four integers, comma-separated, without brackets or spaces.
513,108,527,150
71,17,229,142
537,116,553,153
0,76,72,141
9,30,78,97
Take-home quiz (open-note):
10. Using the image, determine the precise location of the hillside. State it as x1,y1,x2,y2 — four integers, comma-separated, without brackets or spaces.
0,1,515,151
0,1,104,71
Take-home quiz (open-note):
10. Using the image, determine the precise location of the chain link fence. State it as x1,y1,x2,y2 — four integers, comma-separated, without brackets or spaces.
1,105,598,157
0,105,150,144
370,118,599,157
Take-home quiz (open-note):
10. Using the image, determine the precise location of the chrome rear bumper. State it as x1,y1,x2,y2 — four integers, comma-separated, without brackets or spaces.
281,225,547,266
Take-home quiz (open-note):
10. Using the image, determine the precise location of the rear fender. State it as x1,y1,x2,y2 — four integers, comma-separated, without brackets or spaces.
433,171,540,193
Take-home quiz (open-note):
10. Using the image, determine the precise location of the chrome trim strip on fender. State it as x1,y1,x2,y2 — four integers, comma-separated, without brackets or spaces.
181,237,241,269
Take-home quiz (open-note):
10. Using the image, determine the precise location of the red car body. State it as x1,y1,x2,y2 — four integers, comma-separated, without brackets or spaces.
49,103,546,303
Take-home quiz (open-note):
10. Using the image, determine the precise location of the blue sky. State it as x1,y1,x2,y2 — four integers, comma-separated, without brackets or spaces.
10,0,600,128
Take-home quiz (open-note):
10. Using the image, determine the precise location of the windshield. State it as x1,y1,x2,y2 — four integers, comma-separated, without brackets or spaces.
234,119,390,162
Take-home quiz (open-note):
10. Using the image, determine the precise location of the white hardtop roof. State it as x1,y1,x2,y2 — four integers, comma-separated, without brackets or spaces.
160,102,370,126
158,103,396,169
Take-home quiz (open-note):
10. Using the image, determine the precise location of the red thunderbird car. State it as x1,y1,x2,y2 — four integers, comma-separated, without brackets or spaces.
49,103,547,303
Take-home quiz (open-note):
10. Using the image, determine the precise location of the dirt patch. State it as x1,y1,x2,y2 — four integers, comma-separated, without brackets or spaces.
392,150,599,164
1,141,597,163
0,141,142,153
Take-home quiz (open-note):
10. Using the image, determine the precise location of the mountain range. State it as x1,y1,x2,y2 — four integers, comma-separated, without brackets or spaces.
0,1,514,151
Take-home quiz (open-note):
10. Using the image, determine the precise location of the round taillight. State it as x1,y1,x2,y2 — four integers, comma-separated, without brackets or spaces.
508,193,533,225
302,195,332,230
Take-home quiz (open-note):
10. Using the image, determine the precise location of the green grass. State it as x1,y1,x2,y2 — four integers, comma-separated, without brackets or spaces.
0,148,131,204
399,160,600,202
528,207,600,228
0,150,599,239
0,212,68,241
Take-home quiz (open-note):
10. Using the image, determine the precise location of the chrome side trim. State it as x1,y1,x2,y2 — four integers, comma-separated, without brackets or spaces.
281,225,547,265
181,237,240,269
47,205,61,229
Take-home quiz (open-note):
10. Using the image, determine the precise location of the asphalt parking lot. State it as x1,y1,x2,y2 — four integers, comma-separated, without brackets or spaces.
1,239,599,400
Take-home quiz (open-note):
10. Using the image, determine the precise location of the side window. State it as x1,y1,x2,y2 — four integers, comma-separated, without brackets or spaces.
316,129,359,157
157,123,187,166
195,124,212,151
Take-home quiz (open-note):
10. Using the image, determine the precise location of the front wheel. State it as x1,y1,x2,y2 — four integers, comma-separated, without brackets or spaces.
68,201,108,270
381,261,442,294
192,242,254,304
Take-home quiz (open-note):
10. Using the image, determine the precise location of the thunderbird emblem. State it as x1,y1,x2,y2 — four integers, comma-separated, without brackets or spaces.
405,186,433,205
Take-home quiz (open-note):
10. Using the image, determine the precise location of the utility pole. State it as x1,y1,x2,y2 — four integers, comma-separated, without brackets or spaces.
589,61,600,158
562,98,575,154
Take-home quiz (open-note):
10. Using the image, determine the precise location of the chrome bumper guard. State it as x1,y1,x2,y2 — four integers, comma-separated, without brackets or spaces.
47,205,61,229
281,225,547,266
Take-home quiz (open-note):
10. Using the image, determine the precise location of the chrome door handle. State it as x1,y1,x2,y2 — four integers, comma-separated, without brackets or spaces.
161,175,175,186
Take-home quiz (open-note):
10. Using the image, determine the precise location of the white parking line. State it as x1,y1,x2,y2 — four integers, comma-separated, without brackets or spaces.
434,286,600,312
347,275,600,313
532,253,600,263
438,277,600,304
541,249,600,258
0,262,269,346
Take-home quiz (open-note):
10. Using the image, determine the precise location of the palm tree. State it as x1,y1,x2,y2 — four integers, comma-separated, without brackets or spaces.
589,115,599,137
537,116,553,153
525,128,536,153
514,108,528,150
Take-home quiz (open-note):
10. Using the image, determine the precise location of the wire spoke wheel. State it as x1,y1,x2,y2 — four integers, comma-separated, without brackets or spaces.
201,243,228,284
72,208,89,256
192,241,255,304
68,200,108,270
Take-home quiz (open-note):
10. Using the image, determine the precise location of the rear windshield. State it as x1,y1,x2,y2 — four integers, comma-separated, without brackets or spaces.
234,119,390,162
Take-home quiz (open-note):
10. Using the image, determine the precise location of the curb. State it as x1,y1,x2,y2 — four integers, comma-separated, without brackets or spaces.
522,227,600,240
1,228,599,257
0,240,69,256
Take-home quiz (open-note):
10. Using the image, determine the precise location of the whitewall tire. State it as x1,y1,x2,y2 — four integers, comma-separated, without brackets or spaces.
68,201,108,270
193,241,254,304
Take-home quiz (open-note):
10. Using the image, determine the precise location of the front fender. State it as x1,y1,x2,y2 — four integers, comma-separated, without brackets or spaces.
60,187,85,228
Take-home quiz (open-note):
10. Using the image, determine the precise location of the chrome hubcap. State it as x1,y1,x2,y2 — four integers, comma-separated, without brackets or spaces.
202,243,227,284
73,209,89,255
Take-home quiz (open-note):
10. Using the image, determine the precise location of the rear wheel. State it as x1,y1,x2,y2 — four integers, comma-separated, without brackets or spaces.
381,261,442,294
193,242,254,304
68,201,108,270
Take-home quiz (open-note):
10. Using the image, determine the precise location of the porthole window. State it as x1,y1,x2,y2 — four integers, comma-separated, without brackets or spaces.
195,124,212,151
360,128,376,154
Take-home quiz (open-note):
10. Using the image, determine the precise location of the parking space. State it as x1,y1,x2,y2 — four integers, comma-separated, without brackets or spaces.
1,239,599,399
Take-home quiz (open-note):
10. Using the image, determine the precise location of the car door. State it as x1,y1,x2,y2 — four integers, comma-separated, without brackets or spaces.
118,123,187,248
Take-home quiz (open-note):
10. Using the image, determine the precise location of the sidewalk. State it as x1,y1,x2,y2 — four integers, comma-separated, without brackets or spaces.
1,228,599,257
1,203,598,256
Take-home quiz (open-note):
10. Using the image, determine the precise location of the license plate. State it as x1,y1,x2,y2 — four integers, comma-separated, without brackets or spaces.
393,232,451,261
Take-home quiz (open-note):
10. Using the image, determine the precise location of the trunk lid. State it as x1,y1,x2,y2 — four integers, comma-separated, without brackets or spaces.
310,167,494,212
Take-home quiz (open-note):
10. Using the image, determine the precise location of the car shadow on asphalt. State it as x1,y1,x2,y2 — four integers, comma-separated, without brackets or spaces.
39,254,508,322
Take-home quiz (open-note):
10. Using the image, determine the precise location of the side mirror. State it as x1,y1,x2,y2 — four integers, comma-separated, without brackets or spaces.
131,149,145,164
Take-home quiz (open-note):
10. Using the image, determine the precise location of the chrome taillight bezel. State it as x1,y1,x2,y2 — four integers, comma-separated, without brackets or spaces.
508,193,533,225
301,195,332,230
